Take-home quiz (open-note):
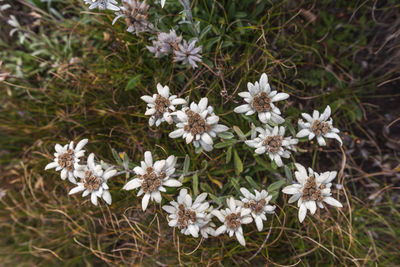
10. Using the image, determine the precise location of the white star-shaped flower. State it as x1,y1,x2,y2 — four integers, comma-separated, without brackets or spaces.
123,151,182,211
212,197,253,246
282,163,343,223
141,83,186,127
169,97,229,152
162,188,215,238
234,73,289,124
45,139,88,184
296,105,342,146
245,125,298,167
84,0,120,11
239,188,276,231
69,153,116,206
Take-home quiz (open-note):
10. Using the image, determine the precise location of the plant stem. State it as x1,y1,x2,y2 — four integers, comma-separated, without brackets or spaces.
179,0,199,39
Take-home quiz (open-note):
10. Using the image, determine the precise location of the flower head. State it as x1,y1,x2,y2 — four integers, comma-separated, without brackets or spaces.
239,188,275,231
169,98,229,152
69,153,116,206
234,73,289,124
282,163,343,223
123,151,182,211
296,105,342,146
45,139,88,184
173,40,202,69
212,197,253,246
113,0,152,36
84,0,120,11
245,125,298,167
162,188,214,238
141,83,186,126
147,30,183,58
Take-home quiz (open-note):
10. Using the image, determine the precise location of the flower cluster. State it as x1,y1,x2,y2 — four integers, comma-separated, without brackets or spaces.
84,0,203,69
45,72,344,247
141,83,186,126
45,139,117,206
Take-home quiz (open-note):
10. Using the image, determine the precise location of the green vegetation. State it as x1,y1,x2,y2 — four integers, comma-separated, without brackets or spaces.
1,0,399,265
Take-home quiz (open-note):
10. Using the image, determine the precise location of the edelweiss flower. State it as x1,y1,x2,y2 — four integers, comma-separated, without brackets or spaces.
141,83,186,126
245,125,298,167
173,40,202,69
199,208,217,238
84,0,120,11
234,73,289,124
282,163,343,223
162,188,214,238
45,139,88,184
212,197,252,246
69,153,116,206
123,151,182,211
239,188,276,231
147,30,182,58
169,98,229,152
113,0,152,36
296,105,342,146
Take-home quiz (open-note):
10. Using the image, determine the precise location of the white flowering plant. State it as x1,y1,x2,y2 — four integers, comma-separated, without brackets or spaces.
44,71,345,250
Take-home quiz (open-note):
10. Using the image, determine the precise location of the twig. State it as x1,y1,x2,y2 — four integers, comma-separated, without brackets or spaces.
248,219,274,261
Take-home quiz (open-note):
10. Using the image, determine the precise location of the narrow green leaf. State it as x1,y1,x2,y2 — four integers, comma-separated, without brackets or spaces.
269,191,279,202
226,146,232,164
233,150,243,176
199,24,212,40
233,126,246,140
245,176,259,189
209,193,222,206
267,180,287,192
195,146,203,154
111,148,122,164
192,174,198,197
284,165,293,183
215,139,237,148
125,74,142,91
122,152,129,170
183,154,190,173
231,177,240,192
201,160,208,170
217,131,234,139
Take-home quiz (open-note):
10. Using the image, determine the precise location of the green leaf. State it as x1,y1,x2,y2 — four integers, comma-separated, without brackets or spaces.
217,131,234,139
209,193,222,206
269,191,279,202
215,139,237,148
111,148,122,164
231,177,240,192
226,146,232,164
122,152,129,170
233,150,243,176
267,180,287,192
201,160,208,170
284,165,293,183
183,154,190,173
195,146,203,154
192,174,198,197
125,74,142,91
245,176,259,189
233,126,246,140
199,24,213,40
